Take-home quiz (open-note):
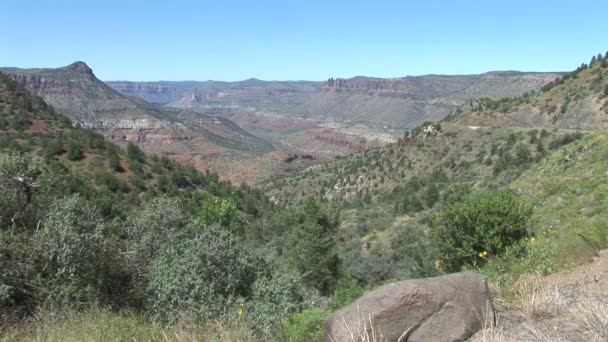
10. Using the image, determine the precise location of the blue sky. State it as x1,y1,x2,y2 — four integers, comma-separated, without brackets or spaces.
1,0,607,81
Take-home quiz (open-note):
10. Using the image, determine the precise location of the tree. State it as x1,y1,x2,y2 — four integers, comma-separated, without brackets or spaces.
126,141,145,163
66,140,83,161
190,190,238,229
107,150,122,172
285,198,341,294
515,144,531,165
429,191,532,272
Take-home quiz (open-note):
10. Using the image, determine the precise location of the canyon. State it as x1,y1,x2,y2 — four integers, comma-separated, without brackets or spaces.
1,62,559,184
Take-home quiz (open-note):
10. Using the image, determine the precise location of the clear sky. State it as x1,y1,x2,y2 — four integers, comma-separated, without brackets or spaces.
1,0,607,81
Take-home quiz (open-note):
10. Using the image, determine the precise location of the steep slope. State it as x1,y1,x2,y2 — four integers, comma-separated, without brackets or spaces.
0,62,280,184
262,123,582,205
448,52,608,130
0,71,268,207
0,62,272,151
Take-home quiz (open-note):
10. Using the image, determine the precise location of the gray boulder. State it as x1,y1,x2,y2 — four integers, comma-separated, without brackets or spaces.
325,271,494,342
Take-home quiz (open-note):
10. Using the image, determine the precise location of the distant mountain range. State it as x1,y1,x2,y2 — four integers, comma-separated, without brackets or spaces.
0,61,563,184
107,71,561,128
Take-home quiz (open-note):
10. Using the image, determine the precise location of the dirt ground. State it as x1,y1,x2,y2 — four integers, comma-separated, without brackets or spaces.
472,250,608,341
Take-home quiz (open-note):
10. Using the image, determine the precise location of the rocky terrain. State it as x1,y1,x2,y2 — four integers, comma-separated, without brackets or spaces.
0,62,285,184
448,55,608,130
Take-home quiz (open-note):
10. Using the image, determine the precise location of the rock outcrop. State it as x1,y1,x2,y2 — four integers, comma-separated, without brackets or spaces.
325,271,495,342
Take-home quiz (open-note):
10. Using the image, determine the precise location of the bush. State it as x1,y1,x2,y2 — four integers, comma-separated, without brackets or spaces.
280,308,329,342
146,224,262,321
39,195,111,308
124,199,188,277
331,277,365,309
247,270,312,335
430,191,532,272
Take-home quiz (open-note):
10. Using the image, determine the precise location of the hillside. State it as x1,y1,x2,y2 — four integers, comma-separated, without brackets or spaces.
2,71,356,341
107,72,558,164
263,123,583,206
251,53,608,340
0,62,280,184
0,71,268,212
448,52,608,130
2,54,607,342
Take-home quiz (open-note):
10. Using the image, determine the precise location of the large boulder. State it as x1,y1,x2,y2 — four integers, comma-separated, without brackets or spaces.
325,271,494,342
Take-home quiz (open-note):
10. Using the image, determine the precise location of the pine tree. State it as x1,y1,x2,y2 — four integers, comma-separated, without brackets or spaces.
285,198,340,294
66,140,82,161
126,141,145,163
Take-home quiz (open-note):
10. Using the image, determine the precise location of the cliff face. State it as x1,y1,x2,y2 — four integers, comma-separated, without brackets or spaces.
308,73,561,127
108,81,189,105
0,62,274,158
108,72,559,128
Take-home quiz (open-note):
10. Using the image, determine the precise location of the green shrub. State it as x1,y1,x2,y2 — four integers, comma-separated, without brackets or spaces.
430,191,532,272
124,199,188,277
146,224,262,321
39,195,112,308
331,277,365,309
281,308,329,342
247,269,312,335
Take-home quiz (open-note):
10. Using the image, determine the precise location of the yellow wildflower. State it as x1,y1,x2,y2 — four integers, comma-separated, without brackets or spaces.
434,259,442,270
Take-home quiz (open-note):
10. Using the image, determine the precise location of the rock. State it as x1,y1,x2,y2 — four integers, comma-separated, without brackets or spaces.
325,271,494,342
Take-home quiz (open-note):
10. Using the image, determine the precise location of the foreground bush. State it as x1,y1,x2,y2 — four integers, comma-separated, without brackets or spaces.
146,224,261,321
280,308,329,342
430,191,532,272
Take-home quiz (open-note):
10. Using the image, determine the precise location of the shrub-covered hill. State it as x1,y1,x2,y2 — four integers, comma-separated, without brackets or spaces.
508,129,608,270
447,51,608,130
263,122,584,207
255,54,608,322
0,71,329,338
0,71,270,218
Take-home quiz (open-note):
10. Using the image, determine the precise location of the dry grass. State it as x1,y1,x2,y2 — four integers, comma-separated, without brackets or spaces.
329,311,386,342
470,325,513,342
570,295,608,341
0,307,260,342
514,275,562,320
